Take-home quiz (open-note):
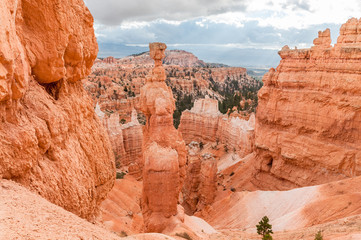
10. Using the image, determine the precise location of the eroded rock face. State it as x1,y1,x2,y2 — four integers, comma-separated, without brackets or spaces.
255,18,361,189
182,142,217,215
139,43,187,232
0,0,114,220
100,109,143,173
179,97,255,157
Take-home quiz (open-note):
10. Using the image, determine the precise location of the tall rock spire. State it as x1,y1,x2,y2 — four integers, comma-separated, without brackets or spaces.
139,42,187,232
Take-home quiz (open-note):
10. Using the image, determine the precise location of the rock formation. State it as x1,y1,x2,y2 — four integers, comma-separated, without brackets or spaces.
255,18,361,189
99,108,143,175
179,97,222,143
121,109,144,174
139,43,187,232
182,142,217,215
163,50,207,67
0,0,114,220
101,110,127,168
179,97,255,157
103,56,117,64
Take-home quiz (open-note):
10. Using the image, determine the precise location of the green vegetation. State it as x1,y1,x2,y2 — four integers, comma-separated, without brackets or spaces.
118,230,128,237
173,94,194,128
314,230,323,240
116,172,126,179
217,78,263,114
175,232,192,240
256,216,273,240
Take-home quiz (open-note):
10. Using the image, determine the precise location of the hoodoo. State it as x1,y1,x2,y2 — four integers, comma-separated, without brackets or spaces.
139,42,187,232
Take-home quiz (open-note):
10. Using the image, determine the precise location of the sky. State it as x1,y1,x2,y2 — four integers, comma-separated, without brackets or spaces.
84,0,361,68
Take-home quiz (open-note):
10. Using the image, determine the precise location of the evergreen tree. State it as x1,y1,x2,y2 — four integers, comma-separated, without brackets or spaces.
256,216,273,240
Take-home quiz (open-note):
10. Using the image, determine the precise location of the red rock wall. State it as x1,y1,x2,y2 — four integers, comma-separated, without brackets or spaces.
0,0,115,220
182,143,217,214
255,18,361,189
179,97,255,157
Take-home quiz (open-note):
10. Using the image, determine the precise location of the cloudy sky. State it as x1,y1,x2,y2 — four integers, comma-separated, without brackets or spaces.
85,0,361,67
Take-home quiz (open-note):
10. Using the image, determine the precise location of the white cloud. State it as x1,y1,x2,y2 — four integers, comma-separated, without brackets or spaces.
125,43,282,50
86,0,247,26
246,0,361,29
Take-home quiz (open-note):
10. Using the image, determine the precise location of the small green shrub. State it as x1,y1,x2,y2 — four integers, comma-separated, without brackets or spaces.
175,232,192,240
314,230,323,240
116,172,126,179
117,230,127,237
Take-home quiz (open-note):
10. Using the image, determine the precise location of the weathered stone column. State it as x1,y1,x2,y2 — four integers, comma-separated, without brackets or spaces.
139,42,187,232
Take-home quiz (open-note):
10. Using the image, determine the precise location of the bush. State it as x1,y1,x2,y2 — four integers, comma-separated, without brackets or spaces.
116,172,126,179
119,230,127,237
256,216,273,240
175,232,192,240
314,230,323,240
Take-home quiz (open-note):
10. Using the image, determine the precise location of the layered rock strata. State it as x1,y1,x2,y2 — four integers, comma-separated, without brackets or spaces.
255,18,361,189
182,142,217,214
0,0,114,220
99,108,143,174
139,43,187,232
179,97,255,157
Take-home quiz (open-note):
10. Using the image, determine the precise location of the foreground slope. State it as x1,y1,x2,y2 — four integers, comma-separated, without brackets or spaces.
0,180,177,240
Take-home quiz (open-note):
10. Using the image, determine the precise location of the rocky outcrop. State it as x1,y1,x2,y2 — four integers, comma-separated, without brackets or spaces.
103,56,116,64
255,18,361,189
101,110,127,168
0,0,114,220
163,50,207,67
182,142,217,215
179,97,255,157
121,109,143,174
179,97,221,143
139,43,187,232
99,108,143,175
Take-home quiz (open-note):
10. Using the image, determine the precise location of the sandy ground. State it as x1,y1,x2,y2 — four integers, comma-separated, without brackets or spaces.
0,179,122,240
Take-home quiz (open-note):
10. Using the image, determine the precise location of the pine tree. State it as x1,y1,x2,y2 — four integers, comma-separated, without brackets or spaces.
256,216,273,240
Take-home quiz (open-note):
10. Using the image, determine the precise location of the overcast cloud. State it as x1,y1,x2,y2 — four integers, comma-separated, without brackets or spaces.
86,0,247,25
85,0,361,67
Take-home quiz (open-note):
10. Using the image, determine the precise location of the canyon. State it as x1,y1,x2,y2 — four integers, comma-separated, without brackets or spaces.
94,19,361,239
1,0,361,239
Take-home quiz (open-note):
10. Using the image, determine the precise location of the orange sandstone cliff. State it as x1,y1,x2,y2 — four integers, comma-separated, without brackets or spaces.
0,0,115,220
139,43,187,232
255,18,361,189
